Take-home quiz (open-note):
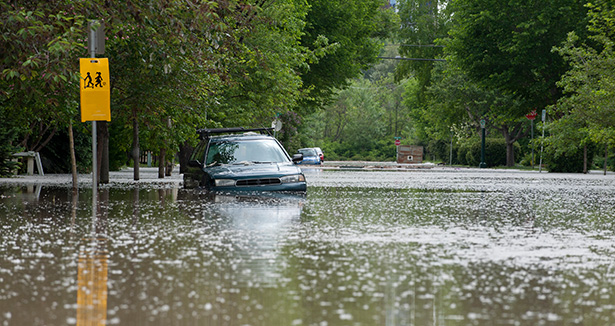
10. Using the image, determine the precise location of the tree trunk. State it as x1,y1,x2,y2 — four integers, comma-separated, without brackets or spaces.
604,143,609,176
98,121,109,184
498,122,528,168
502,129,515,167
178,141,192,174
132,107,140,181
68,121,78,191
158,148,166,179
506,142,515,167
165,156,173,176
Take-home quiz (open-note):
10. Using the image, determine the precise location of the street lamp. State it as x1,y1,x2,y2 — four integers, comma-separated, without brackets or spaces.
479,119,487,168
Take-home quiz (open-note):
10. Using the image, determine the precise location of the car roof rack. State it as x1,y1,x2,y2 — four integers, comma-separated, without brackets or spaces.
196,127,274,139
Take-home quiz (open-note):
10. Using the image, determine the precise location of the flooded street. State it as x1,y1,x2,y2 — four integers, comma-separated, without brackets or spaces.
1,168,615,325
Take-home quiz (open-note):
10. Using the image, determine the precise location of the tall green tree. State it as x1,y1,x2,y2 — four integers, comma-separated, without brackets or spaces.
396,0,451,101
447,0,588,109
299,0,392,110
97,0,233,179
442,0,589,166
552,0,615,172
394,0,453,159
424,59,528,167
215,0,310,127
1,2,85,155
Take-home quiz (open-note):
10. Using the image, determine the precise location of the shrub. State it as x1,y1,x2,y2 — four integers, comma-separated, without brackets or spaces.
427,139,454,163
0,108,23,177
0,126,22,177
544,143,597,173
457,138,519,167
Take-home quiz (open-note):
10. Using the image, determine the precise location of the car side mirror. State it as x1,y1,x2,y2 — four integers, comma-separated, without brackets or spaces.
188,160,203,168
292,154,303,163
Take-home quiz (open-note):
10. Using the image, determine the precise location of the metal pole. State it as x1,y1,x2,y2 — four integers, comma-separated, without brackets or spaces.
539,110,546,173
479,119,487,168
530,119,534,168
449,134,453,166
89,22,98,198
538,126,545,173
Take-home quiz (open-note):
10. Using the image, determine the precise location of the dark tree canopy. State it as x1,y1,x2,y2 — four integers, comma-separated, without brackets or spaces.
446,0,589,109
299,0,390,109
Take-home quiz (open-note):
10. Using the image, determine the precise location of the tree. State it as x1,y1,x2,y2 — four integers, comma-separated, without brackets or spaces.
1,2,86,164
447,0,588,109
440,0,590,166
395,0,451,102
299,0,392,110
214,0,310,128
552,0,615,173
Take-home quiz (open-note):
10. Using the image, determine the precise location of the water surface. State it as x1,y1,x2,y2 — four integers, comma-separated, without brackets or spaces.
1,169,614,325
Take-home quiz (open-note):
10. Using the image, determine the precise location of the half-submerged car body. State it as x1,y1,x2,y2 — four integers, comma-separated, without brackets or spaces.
296,148,322,165
314,147,324,162
183,128,306,192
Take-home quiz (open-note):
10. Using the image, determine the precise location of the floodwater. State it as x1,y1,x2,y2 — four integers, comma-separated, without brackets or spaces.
1,168,615,326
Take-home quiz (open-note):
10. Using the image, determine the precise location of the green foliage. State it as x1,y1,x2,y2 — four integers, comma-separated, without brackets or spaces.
300,0,390,109
447,0,589,110
39,126,91,173
315,138,396,162
396,0,451,102
1,2,84,154
420,60,529,166
0,109,22,177
427,138,454,164
456,138,519,167
217,0,311,127
552,0,615,153
277,111,303,154
544,142,596,173
594,152,615,172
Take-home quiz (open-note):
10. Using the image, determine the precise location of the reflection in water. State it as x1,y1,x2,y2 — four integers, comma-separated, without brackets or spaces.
77,189,109,326
208,193,304,287
1,170,615,325
77,239,108,326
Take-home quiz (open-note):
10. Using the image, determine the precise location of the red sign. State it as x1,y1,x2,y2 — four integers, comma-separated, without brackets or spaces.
525,110,537,120
395,139,401,146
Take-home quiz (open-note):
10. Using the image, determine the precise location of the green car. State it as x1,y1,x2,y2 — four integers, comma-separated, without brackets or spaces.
183,128,307,192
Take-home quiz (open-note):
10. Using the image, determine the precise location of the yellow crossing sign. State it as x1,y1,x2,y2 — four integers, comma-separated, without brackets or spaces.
80,58,110,122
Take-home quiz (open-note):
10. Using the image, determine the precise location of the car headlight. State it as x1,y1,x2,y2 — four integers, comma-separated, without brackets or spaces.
280,174,305,183
214,179,236,187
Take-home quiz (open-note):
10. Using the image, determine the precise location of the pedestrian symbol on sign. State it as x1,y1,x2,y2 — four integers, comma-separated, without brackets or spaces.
95,72,103,87
80,58,110,122
84,71,105,89
84,72,94,89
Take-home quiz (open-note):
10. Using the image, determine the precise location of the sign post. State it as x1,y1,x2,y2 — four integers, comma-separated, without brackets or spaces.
539,109,546,172
81,20,108,202
525,110,537,168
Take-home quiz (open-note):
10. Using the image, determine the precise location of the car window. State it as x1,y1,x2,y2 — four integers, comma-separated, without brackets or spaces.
190,139,209,164
299,148,317,156
207,139,289,165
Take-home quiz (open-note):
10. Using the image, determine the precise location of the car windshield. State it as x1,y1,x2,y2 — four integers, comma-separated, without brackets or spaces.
206,138,289,165
298,148,318,156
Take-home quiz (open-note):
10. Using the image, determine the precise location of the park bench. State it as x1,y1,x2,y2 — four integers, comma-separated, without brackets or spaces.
12,151,44,176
